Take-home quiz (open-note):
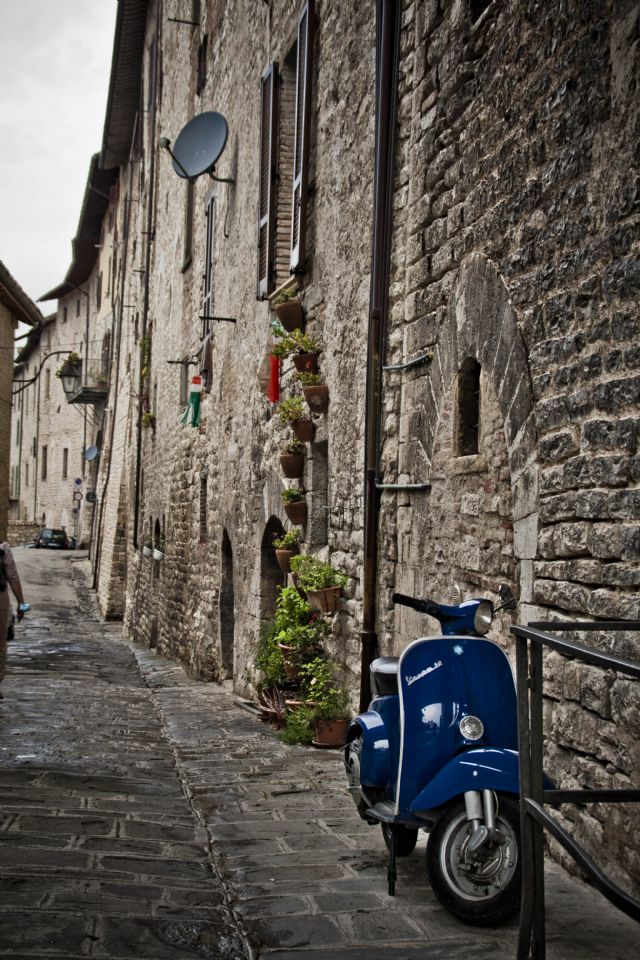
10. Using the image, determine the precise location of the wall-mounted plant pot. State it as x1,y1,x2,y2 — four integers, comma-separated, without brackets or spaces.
274,300,303,332
142,546,152,558
313,718,350,748
303,384,329,414
153,549,164,561
284,500,307,525
307,586,341,614
277,643,301,682
280,452,304,478
275,548,298,574
293,352,319,374
292,418,315,443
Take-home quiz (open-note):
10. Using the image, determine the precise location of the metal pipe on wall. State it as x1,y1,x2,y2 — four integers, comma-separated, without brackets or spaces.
360,0,402,711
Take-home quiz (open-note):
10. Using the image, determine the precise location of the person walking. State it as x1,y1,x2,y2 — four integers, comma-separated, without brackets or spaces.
0,541,27,699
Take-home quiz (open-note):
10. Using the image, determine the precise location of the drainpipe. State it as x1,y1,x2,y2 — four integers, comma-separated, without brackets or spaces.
360,0,402,711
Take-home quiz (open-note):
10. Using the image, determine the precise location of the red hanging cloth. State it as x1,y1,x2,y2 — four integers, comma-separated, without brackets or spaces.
267,355,281,403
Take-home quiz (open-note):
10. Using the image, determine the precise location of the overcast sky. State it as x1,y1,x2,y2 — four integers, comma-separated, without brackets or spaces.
0,0,117,313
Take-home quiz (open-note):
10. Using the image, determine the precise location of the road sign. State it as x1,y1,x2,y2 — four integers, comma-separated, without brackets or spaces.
73,491,83,503
74,478,83,486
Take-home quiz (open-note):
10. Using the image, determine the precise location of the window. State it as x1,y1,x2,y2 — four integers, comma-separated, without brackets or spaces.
457,358,481,456
183,180,194,271
41,446,48,481
76,298,80,317
62,305,68,324
199,469,208,543
62,448,68,480
196,33,208,95
257,1,315,298
96,272,102,310
202,191,215,325
25,462,29,488
45,368,50,400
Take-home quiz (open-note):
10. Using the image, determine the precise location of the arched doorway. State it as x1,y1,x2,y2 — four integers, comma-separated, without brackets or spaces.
260,516,286,626
219,530,235,679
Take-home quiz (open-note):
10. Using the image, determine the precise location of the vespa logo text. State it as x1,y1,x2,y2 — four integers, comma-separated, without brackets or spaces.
405,660,443,687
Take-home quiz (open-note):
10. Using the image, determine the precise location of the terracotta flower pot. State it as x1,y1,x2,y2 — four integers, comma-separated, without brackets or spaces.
292,418,315,443
280,452,304,478
275,548,298,574
303,384,329,414
278,643,302,682
293,352,319,373
307,586,341,614
284,500,307,524
313,718,350,748
274,300,303,332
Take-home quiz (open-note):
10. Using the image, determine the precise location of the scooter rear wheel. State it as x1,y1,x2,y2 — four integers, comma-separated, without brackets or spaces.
426,794,521,926
381,822,419,857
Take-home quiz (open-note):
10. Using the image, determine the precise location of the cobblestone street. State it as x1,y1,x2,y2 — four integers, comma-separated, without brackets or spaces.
0,549,637,959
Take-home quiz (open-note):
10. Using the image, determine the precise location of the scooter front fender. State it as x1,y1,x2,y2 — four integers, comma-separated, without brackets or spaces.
348,704,396,790
410,748,520,814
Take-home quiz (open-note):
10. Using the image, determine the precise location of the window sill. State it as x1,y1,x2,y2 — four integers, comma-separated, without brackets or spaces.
450,455,487,475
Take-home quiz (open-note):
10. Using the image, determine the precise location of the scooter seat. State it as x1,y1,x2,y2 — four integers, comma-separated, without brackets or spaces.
370,657,399,697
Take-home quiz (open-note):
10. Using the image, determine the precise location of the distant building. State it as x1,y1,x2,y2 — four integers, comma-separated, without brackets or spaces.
0,260,41,541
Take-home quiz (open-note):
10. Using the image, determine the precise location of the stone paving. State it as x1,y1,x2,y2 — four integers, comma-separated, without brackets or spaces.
1,549,638,959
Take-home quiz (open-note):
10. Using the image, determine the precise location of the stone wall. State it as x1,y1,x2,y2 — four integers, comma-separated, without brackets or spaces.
6,522,40,547
381,0,639,893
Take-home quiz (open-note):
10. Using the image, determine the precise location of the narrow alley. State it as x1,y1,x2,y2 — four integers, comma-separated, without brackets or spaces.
0,549,637,959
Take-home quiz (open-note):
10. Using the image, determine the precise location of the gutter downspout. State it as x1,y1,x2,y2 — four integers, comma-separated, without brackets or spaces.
360,0,402,712
133,15,160,551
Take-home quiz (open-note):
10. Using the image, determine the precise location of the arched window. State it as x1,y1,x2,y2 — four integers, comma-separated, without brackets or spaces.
260,517,286,626
457,358,481,456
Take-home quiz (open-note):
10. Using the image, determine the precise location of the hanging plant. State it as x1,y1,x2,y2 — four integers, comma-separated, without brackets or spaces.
297,371,329,414
271,286,304,332
141,411,156,429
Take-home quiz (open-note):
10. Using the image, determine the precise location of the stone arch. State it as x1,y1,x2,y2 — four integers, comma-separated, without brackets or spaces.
433,254,538,605
260,516,286,626
394,256,538,642
219,529,235,680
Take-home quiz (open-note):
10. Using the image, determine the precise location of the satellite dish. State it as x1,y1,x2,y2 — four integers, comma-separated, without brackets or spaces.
84,445,99,462
170,112,229,180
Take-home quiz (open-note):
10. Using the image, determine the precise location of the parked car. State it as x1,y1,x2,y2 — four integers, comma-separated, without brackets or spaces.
34,528,70,550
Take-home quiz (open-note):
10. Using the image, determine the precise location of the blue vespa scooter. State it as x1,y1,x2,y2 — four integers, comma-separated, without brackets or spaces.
345,585,523,926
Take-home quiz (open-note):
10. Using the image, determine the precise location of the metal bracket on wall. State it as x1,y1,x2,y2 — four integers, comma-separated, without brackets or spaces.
199,315,237,324
375,481,431,492
383,349,434,373
166,358,198,365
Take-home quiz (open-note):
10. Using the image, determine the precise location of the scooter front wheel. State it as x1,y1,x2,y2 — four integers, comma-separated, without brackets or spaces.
426,794,521,926
381,822,419,857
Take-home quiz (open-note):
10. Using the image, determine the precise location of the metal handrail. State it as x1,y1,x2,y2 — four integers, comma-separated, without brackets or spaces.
511,619,640,959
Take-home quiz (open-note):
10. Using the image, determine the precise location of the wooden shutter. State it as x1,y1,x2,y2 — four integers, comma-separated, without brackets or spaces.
290,2,315,273
257,63,278,299
203,191,215,320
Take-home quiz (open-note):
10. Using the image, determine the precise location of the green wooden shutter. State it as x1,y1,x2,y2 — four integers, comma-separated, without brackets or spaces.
257,62,278,298
290,2,314,273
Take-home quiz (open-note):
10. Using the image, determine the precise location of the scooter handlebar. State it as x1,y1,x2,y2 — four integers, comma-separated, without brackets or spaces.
392,593,441,617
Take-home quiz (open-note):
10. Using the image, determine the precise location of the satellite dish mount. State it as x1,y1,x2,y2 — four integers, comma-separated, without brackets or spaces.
160,112,234,185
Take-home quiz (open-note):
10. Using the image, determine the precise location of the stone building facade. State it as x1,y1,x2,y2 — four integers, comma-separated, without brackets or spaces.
0,261,41,541
64,0,639,894
377,0,640,894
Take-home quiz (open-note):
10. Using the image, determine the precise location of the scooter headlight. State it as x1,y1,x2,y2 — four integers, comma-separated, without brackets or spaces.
459,715,484,740
473,600,493,635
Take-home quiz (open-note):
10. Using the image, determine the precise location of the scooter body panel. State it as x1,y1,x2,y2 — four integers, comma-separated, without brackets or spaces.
409,748,519,814
349,696,399,793
395,635,517,817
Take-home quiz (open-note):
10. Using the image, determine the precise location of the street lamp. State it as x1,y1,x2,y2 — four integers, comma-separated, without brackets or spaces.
60,366,81,397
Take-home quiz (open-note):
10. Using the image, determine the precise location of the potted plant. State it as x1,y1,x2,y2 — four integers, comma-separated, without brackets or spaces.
271,286,303,332
272,528,301,574
297,371,329,414
153,535,165,561
282,487,307,525
280,439,305,478
142,536,153,558
280,703,315,745
289,554,349,614
272,586,324,681
257,687,288,729
272,329,320,373
256,620,286,689
56,351,81,379
141,411,156,430
300,658,351,748
277,396,315,443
